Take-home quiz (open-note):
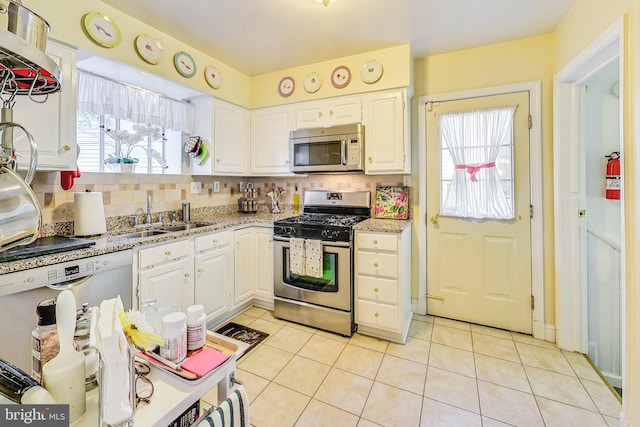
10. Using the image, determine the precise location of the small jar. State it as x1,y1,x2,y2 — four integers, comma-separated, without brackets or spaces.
160,311,187,362
32,298,59,384
186,304,207,351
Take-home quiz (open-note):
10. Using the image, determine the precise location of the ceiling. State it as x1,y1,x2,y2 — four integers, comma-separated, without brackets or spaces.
101,0,576,77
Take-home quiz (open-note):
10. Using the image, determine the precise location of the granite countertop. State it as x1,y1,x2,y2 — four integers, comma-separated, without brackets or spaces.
0,212,292,275
1,213,413,275
353,218,413,233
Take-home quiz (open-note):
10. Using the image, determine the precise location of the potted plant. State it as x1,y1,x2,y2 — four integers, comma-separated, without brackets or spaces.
102,124,168,173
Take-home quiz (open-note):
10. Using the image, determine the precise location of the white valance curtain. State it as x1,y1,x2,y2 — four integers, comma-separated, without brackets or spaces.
439,106,515,220
77,70,193,133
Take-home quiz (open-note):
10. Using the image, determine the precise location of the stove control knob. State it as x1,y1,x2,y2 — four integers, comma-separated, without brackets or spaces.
321,230,329,239
286,227,296,236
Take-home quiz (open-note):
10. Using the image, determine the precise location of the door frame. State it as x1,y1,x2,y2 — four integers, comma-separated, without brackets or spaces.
553,18,624,352
418,81,545,339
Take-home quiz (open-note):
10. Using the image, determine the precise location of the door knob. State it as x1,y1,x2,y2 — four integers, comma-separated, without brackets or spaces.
373,262,379,268
430,213,439,225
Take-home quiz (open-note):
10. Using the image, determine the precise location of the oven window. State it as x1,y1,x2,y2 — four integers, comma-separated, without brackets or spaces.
283,248,338,292
293,141,342,166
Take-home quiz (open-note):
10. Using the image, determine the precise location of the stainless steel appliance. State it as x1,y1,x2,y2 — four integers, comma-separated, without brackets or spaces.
0,250,133,373
290,124,364,173
273,190,370,335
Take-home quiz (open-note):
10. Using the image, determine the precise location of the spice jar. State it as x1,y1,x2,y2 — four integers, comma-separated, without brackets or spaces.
32,298,59,384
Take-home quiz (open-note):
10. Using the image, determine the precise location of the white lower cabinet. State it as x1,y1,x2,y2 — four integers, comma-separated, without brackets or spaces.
137,239,194,313
194,230,234,323
355,228,412,343
234,227,274,307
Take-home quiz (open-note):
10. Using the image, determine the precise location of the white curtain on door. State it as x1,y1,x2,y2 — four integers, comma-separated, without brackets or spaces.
77,70,193,133
439,106,515,219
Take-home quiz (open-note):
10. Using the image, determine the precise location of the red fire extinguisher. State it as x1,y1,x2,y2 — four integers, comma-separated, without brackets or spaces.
605,151,621,200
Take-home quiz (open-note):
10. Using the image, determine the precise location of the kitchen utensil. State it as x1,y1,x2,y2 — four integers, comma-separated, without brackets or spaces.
4,0,50,53
42,290,86,422
74,190,106,236
0,165,41,251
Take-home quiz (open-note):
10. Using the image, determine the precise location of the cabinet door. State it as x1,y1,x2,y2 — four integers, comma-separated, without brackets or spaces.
213,100,250,175
251,106,291,175
364,91,408,174
234,228,256,304
13,41,77,171
195,243,233,322
138,257,194,312
326,97,361,127
295,101,325,129
254,229,274,301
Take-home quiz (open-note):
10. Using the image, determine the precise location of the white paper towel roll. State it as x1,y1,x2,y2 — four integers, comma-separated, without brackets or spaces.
74,191,106,236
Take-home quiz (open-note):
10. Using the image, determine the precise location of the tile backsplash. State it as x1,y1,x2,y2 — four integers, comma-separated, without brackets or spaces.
31,171,407,226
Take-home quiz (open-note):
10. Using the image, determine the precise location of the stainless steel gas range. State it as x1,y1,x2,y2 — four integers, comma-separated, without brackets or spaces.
273,190,371,336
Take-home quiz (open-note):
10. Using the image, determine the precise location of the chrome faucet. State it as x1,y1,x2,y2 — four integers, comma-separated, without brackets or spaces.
146,194,153,224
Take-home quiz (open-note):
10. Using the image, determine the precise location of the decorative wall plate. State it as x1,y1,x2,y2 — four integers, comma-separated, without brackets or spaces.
331,65,351,89
82,12,122,48
278,76,295,97
204,65,222,89
134,34,164,65
174,51,197,78
303,72,322,93
360,59,383,84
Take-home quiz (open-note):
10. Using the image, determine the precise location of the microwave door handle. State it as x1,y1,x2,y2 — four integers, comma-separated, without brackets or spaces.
341,139,346,165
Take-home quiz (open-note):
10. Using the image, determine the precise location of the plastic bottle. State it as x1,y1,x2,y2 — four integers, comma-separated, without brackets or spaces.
160,311,187,362
32,298,59,384
293,184,300,214
186,304,207,351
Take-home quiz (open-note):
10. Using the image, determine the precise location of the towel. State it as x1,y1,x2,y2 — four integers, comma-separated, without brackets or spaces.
304,239,323,278
289,237,306,276
202,385,250,427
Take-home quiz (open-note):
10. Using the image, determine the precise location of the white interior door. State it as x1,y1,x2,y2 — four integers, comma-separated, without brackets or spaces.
426,91,532,333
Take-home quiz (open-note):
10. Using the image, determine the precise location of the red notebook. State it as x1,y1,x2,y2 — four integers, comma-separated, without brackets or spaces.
180,347,230,377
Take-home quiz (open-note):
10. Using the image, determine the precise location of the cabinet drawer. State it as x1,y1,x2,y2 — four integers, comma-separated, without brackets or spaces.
139,239,191,268
356,233,397,252
357,275,398,305
356,251,397,278
357,300,398,330
195,230,233,253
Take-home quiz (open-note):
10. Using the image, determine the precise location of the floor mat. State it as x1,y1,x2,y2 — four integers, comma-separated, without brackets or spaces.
214,322,269,358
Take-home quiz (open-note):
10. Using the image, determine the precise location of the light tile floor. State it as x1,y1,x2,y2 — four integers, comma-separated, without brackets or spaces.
201,307,622,427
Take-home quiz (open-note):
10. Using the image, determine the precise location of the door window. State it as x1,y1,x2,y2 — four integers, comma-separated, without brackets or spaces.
439,106,516,219
283,247,339,292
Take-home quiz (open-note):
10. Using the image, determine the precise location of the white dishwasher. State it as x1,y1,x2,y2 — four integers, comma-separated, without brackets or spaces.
0,249,133,373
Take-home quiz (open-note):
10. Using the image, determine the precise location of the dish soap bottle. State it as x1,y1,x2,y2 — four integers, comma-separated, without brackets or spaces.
293,184,300,214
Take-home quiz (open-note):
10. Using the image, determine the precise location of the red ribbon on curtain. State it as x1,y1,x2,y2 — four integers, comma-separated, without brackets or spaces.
455,162,496,182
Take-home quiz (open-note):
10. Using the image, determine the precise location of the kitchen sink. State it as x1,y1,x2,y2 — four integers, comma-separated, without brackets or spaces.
160,222,213,232
119,229,170,239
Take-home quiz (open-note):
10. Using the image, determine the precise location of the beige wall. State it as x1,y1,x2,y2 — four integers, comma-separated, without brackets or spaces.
413,34,556,324
251,44,411,108
554,0,640,424
25,0,252,107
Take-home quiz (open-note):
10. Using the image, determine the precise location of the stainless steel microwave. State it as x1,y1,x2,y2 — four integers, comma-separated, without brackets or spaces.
290,124,364,173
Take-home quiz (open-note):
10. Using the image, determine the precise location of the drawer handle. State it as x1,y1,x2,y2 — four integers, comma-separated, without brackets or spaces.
368,156,373,162
373,262,379,268
374,313,379,318
374,288,379,293
165,251,172,256
213,239,218,244
197,268,204,273
373,240,378,244
184,273,190,278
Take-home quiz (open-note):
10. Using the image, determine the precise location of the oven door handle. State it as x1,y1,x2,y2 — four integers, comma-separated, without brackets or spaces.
341,139,346,165
273,236,351,248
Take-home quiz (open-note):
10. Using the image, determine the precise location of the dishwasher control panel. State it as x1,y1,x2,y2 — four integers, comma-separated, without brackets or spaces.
0,250,133,297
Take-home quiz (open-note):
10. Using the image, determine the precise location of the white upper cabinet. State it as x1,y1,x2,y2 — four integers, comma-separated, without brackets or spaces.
251,105,292,175
294,96,361,129
190,97,250,176
362,89,411,174
13,41,77,171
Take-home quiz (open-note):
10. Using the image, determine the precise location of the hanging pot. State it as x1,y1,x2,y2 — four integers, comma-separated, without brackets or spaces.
0,165,41,251
1,0,50,53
